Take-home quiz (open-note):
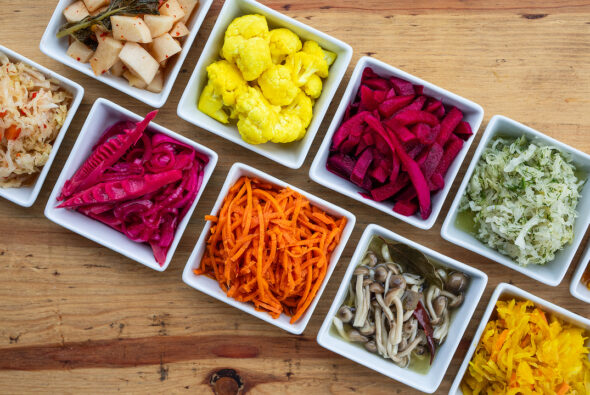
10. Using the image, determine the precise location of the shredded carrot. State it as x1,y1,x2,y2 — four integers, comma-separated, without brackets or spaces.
194,176,346,323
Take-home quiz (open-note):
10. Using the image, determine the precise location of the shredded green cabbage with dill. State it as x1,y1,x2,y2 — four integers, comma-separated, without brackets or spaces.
459,136,583,266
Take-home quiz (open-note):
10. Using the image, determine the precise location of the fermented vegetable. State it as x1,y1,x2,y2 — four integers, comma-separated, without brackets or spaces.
333,237,469,369
459,136,583,265
57,0,199,91
461,299,590,394
1,53,72,188
327,67,472,219
57,111,209,265
195,176,346,323
198,14,336,145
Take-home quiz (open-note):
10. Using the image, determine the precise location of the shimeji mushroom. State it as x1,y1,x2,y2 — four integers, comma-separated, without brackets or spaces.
333,239,470,369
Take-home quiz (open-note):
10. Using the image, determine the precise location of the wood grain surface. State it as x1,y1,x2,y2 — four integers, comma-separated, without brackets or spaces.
1,0,589,393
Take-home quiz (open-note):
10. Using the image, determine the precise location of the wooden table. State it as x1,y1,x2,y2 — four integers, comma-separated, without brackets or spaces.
1,1,589,393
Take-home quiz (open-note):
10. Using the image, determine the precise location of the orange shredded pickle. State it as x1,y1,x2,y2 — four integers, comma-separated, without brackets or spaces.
194,176,346,323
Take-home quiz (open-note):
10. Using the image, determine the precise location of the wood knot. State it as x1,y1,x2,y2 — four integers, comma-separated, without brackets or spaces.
210,369,244,395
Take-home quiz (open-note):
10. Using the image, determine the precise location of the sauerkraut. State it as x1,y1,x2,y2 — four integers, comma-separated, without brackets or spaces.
0,53,71,187
459,136,583,266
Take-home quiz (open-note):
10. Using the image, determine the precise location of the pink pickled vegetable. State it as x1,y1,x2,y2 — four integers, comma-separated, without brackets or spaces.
57,171,182,209
436,107,463,145
326,67,472,220
351,149,373,186
58,111,156,200
57,112,210,266
394,110,439,127
403,95,427,112
393,200,418,216
453,120,473,140
390,76,415,96
435,134,464,176
378,95,414,118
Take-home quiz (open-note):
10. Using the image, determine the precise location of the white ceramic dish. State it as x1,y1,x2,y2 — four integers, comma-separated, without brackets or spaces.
44,98,218,271
0,45,83,207
570,242,590,303
441,115,590,286
40,0,213,108
182,162,356,334
309,56,484,230
317,224,488,393
177,0,353,169
449,282,590,394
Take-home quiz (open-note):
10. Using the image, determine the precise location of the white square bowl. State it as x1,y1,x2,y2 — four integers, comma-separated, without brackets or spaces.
182,162,356,334
177,0,353,169
441,115,590,286
40,0,214,108
449,282,590,395
309,56,485,230
44,98,218,271
316,224,488,393
570,242,590,304
0,45,83,208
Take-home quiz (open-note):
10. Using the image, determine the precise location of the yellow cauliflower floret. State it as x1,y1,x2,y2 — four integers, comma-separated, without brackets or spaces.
206,60,247,106
302,40,336,69
198,82,229,124
221,14,272,81
301,41,330,78
282,91,313,141
268,28,302,64
303,74,322,99
234,86,279,144
284,52,321,87
271,112,304,144
258,65,300,106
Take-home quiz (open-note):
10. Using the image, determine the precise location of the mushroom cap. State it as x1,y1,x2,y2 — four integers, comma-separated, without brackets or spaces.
364,252,378,267
402,290,421,311
389,274,406,291
348,329,369,343
374,265,388,283
384,286,404,306
359,320,376,336
433,295,448,317
337,306,354,323
414,345,427,356
449,292,465,308
364,340,377,353
445,272,469,294
369,282,385,294
354,266,370,276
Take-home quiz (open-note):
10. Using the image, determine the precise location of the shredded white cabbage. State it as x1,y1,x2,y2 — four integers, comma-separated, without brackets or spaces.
459,136,583,266
0,53,71,187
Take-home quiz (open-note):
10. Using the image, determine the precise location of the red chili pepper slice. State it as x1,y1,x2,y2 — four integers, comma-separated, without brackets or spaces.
413,301,436,364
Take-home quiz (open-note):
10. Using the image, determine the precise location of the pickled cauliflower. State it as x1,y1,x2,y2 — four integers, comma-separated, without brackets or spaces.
221,14,271,81
258,65,299,106
198,14,336,145
269,28,302,64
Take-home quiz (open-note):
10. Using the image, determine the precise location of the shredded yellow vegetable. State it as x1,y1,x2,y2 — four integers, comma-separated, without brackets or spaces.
461,299,590,395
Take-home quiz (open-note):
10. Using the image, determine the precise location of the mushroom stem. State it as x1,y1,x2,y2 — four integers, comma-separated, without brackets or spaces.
384,270,393,295
381,243,392,262
397,336,422,358
374,307,386,356
332,317,349,341
353,275,367,327
392,296,404,345
433,311,450,342
403,309,415,322
375,293,394,323
425,285,440,323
